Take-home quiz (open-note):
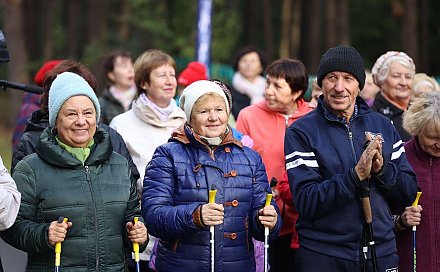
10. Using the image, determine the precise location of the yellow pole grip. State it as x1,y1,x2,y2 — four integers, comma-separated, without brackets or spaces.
133,217,140,262
55,217,68,266
412,191,422,207
209,189,217,204
265,194,273,207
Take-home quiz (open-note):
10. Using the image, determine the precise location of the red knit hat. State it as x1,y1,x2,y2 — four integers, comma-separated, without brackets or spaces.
178,61,208,87
34,60,62,86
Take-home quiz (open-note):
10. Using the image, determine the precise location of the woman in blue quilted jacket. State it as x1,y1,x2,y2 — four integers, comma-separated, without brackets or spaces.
142,79,282,272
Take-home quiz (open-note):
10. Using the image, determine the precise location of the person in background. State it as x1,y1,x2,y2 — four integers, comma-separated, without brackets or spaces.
0,156,21,272
308,77,323,109
110,49,186,271
11,60,140,183
395,91,440,272
142,79,281,271
99,50,136,125
230,45,267,119
360,69,380,107
411,72,440,100
371,51,416,141
176,61,208,105
236,58,312,272
12,60,60,151
2,71,147,271
285,45,417,271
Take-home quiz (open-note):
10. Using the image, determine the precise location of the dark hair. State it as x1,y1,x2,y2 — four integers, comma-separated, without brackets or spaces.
40,60,98,115
103,50,132,77
232,45,267,74
265,59,309,99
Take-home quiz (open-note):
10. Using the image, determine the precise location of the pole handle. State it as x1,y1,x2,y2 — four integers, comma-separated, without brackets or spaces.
361,197,372,224
55,217,68,267
411,191,422,232
412,191,422,207
209,189,217,204
265,193,273,207
133,217,140,262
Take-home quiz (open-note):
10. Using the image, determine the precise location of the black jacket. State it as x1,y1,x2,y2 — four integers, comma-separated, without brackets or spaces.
12,109,140,180
371,92,411,142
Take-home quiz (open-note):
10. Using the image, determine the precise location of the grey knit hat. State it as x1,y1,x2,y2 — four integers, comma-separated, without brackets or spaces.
317,45,366,89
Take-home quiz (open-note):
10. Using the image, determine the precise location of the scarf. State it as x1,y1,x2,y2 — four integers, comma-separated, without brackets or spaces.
138,93,178,123
56,136,95,165
232,72,266,104
109,85,137,111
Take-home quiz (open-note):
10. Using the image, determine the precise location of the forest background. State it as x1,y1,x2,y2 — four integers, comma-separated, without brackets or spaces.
0,0,438,168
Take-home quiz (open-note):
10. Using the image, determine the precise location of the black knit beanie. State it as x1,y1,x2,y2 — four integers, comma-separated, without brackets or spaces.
316,45,366,89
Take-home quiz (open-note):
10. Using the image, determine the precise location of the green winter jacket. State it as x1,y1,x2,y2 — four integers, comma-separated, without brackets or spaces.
2,127,144,271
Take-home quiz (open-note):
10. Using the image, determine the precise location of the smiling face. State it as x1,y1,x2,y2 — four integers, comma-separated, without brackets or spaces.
190,94,229,138
264,75,301,114
322,71,360,121
382,62,413,103
55,95,97,147
142,64,177,108
418,125,440,157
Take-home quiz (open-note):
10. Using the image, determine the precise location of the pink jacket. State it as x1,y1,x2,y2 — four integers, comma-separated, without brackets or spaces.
236,99,312,238
397,137,440,272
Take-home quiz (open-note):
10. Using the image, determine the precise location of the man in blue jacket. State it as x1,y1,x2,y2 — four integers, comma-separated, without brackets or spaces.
284,45,417,272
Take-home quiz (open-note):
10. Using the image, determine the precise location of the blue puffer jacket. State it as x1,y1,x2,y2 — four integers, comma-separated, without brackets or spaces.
284,96,417,261
142,125,281,272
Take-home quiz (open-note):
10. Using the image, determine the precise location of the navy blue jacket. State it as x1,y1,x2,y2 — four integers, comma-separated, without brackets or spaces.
142,125,281,272
284,96,417,261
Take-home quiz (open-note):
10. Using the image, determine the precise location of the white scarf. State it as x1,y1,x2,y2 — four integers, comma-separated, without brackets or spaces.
232,72,266,104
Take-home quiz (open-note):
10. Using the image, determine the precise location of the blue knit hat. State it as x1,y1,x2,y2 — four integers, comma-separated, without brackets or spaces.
48,72,100,127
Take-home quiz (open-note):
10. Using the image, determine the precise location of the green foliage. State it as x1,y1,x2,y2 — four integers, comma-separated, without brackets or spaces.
350,0,401,68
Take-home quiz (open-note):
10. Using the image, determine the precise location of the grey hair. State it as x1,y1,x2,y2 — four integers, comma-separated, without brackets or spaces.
371,51,416,86
403,91,440,136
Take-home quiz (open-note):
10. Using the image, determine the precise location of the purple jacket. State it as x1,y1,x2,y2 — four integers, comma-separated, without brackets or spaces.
397,137,440,272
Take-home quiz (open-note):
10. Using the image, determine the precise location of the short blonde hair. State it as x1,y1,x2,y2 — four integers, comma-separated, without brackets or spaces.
134,49,176,96
412,73,440,94
403,91,440,136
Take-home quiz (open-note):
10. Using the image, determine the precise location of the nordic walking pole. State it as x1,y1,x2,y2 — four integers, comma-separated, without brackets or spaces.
412,191,422,272
209,185,217,272
360,183,378,272
264,193,273,272
55,216,68,272
133,217,141,272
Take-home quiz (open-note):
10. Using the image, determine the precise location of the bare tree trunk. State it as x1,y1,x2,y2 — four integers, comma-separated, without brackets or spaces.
325,0,337,47
42,0,57,60
3,0,30,126
67,0,80,59
401,0,418,65
87,0,106,46
243,0,257,44
419,0,429,72
279,0,292,58
290,0,302,58
118,0,131,41
338,0,350,45
303,0,322,74
263,0,274,61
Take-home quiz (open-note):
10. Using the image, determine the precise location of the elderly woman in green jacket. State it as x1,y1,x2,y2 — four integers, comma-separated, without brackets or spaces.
2,72,147,271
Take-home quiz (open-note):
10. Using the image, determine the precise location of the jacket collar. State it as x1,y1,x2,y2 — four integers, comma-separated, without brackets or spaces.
171,124,243,149
316,95,371,123
36,126,112,168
